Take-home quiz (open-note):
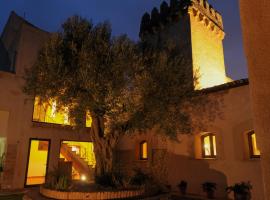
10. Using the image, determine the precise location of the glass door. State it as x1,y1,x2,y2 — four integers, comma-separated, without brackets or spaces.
25,139,50,186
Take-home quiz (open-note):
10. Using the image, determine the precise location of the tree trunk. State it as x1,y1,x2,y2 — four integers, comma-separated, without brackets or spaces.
90,116,117,177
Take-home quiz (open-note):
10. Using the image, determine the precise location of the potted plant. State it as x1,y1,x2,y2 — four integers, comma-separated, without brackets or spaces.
177,180,188,195
226,182,252,200
0,153,5,189
202,182,217,199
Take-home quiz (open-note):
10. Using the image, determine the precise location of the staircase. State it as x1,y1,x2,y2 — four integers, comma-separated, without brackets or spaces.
60,143,94,182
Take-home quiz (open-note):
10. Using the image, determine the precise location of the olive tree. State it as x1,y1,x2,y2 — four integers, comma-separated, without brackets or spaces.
24,15,217,177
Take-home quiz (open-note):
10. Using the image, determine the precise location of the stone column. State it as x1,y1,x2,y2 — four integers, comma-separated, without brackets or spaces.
239,1,270,199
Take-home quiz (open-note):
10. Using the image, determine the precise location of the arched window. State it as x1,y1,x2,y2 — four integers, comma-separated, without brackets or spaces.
139,141,148,160
248,131,260,158
201,133,217,158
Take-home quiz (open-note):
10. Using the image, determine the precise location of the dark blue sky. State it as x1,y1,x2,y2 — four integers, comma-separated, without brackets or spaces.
0,0,247,80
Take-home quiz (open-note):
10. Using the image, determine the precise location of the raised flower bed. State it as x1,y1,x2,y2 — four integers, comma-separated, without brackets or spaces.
40,186,144,200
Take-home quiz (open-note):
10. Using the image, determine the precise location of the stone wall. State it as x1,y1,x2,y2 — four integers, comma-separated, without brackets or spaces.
117,84,264,199
239,1,270,199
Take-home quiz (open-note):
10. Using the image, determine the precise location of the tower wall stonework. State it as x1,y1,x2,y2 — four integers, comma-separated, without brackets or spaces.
189,5,228,89
139,0,230,89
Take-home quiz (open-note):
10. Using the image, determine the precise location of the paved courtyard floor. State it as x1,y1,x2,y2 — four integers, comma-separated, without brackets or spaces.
24,187,52,200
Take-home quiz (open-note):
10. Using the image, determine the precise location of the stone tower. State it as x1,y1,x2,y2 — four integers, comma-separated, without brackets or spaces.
140,0,231,89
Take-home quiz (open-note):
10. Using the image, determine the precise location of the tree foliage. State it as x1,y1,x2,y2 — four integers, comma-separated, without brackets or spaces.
24,15,217,176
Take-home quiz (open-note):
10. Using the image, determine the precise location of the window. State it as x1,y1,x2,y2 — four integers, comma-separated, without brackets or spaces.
248,131,261,158
33,97,70,125
139,141,148,160
33,97,92,127
201,134,217,158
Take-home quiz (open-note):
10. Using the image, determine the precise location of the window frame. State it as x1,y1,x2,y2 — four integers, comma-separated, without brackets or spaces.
248,131,261,159
201,133,217,159
139,141,148,161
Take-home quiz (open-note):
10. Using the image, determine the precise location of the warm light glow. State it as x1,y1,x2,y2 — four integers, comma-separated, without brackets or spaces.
71,146,80,154
140,141,148,160
86,111,92,127
50,100,57,118
60,141,96,180
213,135,217,156
33,97,70,125
81,174,87,181
203,136,211,156
26,140,49,185
189,10,230,89
33,97,93,127
202,134,217,158
250,132,261,157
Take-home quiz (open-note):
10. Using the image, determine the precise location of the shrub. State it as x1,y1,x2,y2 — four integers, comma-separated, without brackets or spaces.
45,166,71,191
202,182,217,192
177,180,188,195
226,181,252,199
129,168,151,186
202,182,217,199
95,171,125,188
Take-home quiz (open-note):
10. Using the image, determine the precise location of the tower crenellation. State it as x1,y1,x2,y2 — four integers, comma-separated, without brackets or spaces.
192,0,223,30
139,0,224,38
140,0,230,89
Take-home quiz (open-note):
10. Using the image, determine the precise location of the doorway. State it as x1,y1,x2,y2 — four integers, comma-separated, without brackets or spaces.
25,139,50,186
60,141,95,182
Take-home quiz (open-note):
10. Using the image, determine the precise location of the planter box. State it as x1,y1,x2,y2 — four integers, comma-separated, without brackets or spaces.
40,186,144,200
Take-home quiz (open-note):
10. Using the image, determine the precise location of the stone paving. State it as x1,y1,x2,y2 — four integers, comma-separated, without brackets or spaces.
24,187,52,200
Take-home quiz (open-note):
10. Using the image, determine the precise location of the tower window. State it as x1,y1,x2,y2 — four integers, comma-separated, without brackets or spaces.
248,131,261,158
139,141,148,160
201,134,217,158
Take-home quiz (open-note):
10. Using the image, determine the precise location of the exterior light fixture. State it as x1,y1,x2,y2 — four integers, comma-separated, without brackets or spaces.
81,174,87,181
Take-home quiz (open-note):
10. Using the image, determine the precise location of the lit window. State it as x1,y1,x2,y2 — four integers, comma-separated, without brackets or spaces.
86,111,92,127
140,141,148,160
248,131,260,158
202,134,217,158
33,97,92,127
33,97,70,125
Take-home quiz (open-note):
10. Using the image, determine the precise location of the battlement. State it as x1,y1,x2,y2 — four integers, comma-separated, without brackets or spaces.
139,0,224,38
192,0,223,30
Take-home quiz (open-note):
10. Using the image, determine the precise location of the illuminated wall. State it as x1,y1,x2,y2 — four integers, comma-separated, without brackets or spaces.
33,97,92,127
189,8,229,89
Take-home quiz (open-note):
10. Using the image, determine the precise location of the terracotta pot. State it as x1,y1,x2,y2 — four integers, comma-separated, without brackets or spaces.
179,186,186,195
178,186,187,195
206,190,215,199
234,193,251,200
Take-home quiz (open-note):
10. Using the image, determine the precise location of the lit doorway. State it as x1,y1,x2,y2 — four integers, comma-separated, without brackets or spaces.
60,141,95,182
25,139,50,186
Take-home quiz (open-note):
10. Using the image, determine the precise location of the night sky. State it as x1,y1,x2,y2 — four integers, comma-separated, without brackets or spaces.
0,0,247,80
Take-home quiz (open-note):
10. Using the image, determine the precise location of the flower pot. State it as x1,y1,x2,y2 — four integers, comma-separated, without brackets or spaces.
206,190,215,199
234,193,251,200
178,186,187,195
